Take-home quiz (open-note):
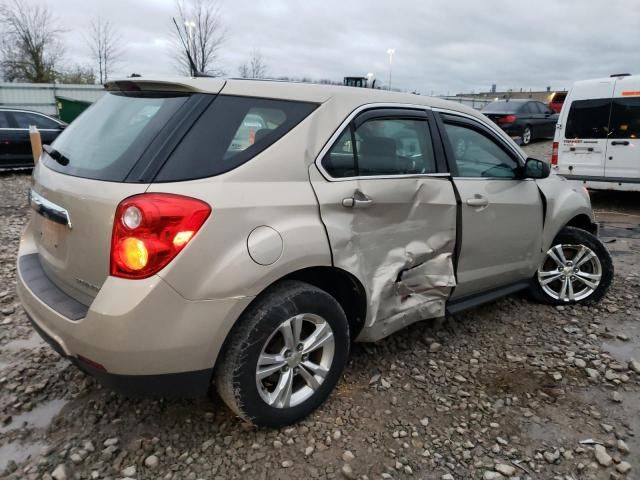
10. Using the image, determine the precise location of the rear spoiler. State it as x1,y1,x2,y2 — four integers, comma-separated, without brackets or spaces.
104,78,226,95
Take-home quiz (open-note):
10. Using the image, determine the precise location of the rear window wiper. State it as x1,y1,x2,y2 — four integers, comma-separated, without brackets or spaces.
43,145,70,166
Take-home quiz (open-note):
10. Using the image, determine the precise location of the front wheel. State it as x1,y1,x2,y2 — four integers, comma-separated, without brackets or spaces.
529,226,613,305
214,280,350,427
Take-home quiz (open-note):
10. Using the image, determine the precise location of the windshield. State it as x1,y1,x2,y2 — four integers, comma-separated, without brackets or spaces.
45,92,189,181
482,102,521,114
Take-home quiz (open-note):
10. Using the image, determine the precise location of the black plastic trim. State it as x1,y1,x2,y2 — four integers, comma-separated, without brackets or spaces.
19,253,89,321
560,174,640,184
76,360,212,398
126,93,216,183
446,281,530,315
352,107,428,129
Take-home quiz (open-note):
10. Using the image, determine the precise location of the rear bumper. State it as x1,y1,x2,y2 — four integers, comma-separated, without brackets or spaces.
497,123,522,136
27,312,212,397
16,222,253,396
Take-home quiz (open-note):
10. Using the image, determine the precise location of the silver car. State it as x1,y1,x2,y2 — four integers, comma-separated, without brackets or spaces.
16,77,613,427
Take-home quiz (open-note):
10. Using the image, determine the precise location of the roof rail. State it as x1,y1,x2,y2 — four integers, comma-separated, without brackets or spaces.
610,73,631,77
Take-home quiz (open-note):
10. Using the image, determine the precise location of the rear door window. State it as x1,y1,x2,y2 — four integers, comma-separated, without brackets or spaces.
321,115,436,178
565,99,612,139
609,97,640,139
155,96,317,182
323,129,357,178
356,118,435,176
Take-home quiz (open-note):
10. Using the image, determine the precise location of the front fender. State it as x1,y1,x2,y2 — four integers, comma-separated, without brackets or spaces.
536,174,595,253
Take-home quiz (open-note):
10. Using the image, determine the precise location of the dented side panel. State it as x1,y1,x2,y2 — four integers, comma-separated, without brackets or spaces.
309,168,457,342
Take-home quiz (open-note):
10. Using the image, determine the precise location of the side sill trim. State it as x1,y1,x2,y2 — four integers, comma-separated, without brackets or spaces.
446,281,530,315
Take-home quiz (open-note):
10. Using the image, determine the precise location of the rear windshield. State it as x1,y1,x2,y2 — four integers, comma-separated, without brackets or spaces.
45,92,190,181
565,98,612,139
482,102,520,113
154,95,317,182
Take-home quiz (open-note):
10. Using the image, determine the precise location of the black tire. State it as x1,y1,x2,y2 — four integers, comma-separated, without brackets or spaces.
529,226,613,305
522,125,533,145
214,280,350,427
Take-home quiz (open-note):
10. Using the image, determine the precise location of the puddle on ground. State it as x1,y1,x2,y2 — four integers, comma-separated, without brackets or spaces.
602,340,640,365
0,399,67,434
0,440,46,472
4,333,44,352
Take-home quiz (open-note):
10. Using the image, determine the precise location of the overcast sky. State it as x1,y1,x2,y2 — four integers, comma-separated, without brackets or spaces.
55,0,640,95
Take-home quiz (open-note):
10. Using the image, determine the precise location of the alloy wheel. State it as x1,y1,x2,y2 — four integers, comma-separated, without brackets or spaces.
256,313,335,408
537,243,602,302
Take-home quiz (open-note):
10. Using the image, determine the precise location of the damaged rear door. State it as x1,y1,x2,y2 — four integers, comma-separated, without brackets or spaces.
310,107,457,341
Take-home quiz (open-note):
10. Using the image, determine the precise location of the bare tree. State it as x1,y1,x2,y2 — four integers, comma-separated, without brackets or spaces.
58,65,96,84
172,0,226,75
238,62,249,79
87,17,123,84
238,49,267,79
0,0,65,82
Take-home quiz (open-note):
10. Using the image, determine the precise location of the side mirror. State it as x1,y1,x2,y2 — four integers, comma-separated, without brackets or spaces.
524,157,550,179
58,124,67,131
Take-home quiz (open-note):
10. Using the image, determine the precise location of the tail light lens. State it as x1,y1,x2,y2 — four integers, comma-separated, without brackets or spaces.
497,115,517,124
551,141,559,166
110,193,211,279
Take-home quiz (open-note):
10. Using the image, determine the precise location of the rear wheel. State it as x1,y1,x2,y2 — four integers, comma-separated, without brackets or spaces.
529,226,613,305
522,126,532,145
214,280,349,427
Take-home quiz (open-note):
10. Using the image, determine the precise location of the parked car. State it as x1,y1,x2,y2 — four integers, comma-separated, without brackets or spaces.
17,78,613,427
548,91,568,113
0,108,66,169
553,73,640,192
481,99,558,145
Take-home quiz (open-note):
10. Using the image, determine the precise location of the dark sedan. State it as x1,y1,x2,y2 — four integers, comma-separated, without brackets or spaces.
0,108,66,169
481,100,558,145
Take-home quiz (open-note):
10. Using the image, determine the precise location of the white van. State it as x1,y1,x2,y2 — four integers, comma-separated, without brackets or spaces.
553,74,640,192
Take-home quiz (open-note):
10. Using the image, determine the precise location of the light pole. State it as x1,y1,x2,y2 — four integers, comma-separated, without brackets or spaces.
184,20,196,75
386,48,395,91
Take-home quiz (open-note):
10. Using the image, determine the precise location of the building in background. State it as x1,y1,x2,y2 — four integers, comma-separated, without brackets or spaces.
0,83,105,123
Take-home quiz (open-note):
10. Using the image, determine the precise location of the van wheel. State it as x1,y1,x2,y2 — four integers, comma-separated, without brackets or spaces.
214,280,349,427
529,226,613,305
522,126,532,145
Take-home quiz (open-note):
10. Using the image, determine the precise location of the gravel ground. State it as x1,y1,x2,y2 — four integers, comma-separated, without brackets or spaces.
1,152,639,480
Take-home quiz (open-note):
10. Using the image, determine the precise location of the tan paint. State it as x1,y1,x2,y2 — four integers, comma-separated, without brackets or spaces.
17,77,594,379
309,168,457,341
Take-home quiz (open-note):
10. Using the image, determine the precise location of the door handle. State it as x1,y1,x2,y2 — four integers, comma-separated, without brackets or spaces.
611,140,630,146
342,191,373,209
466,195,489,207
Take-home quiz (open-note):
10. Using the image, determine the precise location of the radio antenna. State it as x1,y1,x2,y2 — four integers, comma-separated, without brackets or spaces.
172,17,212,77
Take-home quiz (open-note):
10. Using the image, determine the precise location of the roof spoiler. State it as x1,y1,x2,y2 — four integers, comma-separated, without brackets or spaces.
104,80,203,93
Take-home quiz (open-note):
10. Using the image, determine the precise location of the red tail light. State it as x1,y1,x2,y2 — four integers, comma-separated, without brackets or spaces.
497,115,517,124
551,141,559,166
110,193,211,279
